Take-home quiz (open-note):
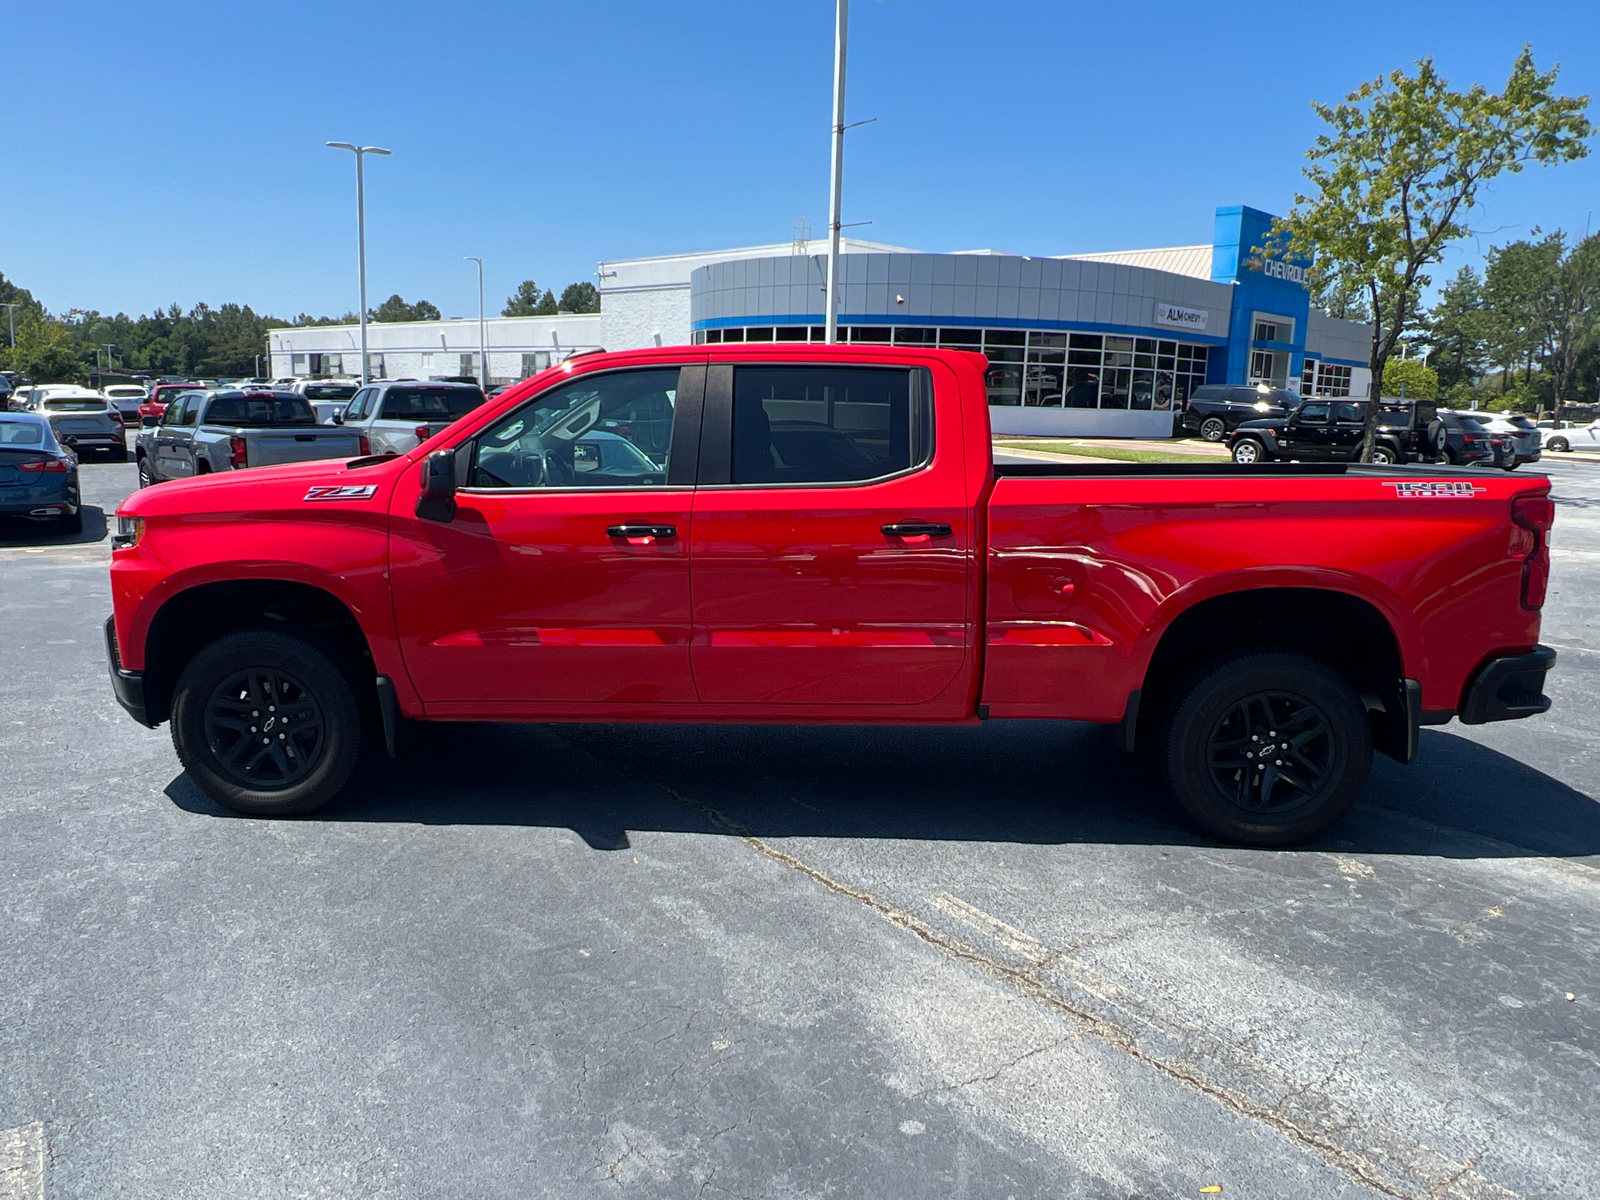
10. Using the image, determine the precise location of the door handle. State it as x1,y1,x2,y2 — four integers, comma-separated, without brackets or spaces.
882,522,953,545
607,523,677,545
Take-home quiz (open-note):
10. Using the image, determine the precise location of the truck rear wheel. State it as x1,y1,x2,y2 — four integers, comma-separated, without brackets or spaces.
1163,653,1370,846
171,629,362,816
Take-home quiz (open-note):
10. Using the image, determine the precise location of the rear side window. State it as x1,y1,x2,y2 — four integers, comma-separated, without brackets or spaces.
730,366,933,485
380,387,485,420
1332,402,1365,423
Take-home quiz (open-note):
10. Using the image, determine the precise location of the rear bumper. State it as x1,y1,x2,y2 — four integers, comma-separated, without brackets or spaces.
1458,646,1556,725
104,616,156,728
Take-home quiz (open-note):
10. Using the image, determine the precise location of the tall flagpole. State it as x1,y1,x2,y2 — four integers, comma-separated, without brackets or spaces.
823,0,848,344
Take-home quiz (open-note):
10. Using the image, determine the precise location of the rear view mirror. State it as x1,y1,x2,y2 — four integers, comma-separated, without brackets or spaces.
415,448,457,522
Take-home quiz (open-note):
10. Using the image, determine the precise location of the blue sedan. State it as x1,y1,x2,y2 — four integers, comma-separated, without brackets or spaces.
0,412,82,534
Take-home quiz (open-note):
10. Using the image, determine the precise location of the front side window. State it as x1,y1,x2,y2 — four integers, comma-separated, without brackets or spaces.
470,368,679,489
731,366,932,485
345,388,374,420
1297,402,1331,424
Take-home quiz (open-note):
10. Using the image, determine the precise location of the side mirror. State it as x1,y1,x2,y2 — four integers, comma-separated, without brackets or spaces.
330,411,344,424
416,447,457,522
141,415,159,428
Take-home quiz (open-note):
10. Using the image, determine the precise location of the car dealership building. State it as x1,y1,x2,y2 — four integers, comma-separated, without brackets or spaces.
270,204,1371,438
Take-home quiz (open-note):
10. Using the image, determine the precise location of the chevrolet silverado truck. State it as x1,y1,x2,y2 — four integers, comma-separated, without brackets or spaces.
135,389,367,486
105,345,1557,845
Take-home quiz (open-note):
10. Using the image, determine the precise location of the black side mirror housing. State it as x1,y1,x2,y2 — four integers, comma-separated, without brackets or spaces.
416,448,458,522
141,415,159,428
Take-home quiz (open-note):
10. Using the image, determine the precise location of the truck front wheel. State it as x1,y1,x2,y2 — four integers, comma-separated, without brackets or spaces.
170,629,362,816
1163,654,1371,846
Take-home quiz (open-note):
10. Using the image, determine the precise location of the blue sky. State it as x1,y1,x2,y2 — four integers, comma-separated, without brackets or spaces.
3,1,1596,321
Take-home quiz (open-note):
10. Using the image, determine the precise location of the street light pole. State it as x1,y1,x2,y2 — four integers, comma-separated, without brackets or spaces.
0,303,19,349
326,142,392,384
465,257,487,388
824,0,849,345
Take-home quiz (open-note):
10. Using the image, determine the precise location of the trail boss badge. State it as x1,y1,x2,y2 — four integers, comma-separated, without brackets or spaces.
1383,481,1487,498
304,484,379,502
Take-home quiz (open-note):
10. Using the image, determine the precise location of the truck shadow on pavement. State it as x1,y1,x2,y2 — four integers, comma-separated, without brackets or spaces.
166,718,1600,861
0,506,108,547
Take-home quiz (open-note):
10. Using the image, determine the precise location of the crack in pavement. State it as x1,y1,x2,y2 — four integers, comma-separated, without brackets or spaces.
632,776,1525,1200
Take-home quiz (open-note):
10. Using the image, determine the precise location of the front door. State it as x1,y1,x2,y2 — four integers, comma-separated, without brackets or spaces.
390,364,705,710
689,362,974,709
1286,400,1332,459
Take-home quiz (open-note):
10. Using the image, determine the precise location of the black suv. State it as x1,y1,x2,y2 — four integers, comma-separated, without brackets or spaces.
1229,399,1437,465
1181,385,1297,441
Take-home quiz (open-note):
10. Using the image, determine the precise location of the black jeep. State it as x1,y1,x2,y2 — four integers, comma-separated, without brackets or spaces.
1228,398,1441,465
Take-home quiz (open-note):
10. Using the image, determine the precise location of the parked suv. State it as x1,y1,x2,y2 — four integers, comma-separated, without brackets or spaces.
1230,399,1414,464
1374,397,1443,462
336,380,487,457
1473,412,1541,468
1435,411,1498,467
1182,385,1297,441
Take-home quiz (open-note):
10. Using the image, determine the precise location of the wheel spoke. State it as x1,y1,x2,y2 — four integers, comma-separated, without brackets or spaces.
204,665,325,791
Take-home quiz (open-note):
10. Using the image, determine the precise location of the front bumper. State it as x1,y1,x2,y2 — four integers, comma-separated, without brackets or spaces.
1458,646,1556,725
104,616,156,728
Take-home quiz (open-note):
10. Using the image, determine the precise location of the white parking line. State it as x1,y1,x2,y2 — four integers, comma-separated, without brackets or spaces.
0,1123,44,1200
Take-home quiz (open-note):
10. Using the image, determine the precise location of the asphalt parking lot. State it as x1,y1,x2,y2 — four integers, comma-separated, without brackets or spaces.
1,449,1596,1200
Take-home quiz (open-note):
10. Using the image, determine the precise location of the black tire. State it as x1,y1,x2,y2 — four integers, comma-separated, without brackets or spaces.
170,629,363,816
1163,653,1371,846
56,508,83,535
1549,437,1569,453
1199,417,1227,442
1231,437,1266,464
1369,444,1396,466
136,455,156,488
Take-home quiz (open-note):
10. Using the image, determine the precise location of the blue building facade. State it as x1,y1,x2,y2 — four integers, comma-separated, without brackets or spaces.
683,204,1372,437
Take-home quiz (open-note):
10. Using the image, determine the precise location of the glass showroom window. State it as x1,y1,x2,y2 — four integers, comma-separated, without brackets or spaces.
1315,363,1353,397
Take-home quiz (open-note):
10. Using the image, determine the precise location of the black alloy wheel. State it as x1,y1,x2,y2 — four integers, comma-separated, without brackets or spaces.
1199,417,1227,442
1549,436,1569,453
1164,653,1371,845
203,666,326,789
1204,691,1333,816
171,629,362,816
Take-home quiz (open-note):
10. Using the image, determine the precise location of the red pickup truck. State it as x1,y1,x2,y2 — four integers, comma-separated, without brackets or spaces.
105,345,1557,845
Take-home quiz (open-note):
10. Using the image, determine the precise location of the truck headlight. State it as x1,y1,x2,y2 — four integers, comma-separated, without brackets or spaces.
112,515,144,549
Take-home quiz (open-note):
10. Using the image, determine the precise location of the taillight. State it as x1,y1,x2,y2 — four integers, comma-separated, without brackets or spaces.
1512,493,1555,609
18,457,70,474
229,436,248,469
359,435,370,456
415,424,432,443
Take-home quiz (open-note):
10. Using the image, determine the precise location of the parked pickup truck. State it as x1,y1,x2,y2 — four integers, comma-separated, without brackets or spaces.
105,345,1557,846
135,389,367,486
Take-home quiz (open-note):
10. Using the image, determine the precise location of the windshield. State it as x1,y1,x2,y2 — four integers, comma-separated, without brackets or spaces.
105,387,147,398
204,396,317,426
0,421,45,445
379,387,485,420
44,399,106,412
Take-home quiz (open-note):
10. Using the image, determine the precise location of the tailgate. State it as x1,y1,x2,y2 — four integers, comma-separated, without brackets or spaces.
245,430,365,467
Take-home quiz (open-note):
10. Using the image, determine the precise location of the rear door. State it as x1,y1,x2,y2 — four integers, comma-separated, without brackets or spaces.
389,364,705,710
1332,401,1368,458
688,360,974,710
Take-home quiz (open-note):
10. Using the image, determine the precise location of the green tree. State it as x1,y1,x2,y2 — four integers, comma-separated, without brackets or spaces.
1381,358,1439,399
1536,231,1600,407
1482,235,1561,388
1261,46,1591,459
369,294,440,322
502,280,553,317
1421,266,1488,389
558,281,601,313
3,314,86,382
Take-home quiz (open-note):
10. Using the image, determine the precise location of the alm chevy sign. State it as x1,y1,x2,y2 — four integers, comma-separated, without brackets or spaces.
1153,302,1209,333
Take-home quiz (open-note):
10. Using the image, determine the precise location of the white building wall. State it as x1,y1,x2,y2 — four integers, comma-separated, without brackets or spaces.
600,288,693,350
268,313,602,382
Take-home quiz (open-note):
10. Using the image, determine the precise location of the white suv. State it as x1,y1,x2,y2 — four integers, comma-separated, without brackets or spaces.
337,380,487,456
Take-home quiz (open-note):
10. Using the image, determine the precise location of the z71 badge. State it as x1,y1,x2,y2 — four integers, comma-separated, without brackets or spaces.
304,484,379,502
1384,481,1487,498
